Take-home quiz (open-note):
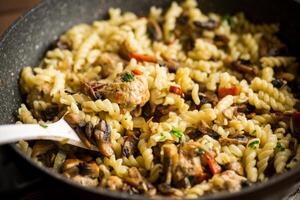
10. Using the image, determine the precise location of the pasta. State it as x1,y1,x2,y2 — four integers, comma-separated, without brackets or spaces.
17,0,300,198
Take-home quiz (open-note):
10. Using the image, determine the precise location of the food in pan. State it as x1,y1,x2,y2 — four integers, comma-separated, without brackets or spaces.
17,0,300,198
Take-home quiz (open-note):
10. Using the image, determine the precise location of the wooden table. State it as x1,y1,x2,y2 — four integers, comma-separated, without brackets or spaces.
0,0,40,35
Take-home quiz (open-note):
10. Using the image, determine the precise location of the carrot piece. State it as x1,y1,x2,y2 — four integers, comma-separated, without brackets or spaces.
169,86,184,97
203,153,221,175
132,69,143,75
218,86,240,98
128,52,157,63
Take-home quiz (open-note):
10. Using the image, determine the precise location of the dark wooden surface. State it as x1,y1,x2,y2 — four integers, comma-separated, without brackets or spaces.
0,0,40,35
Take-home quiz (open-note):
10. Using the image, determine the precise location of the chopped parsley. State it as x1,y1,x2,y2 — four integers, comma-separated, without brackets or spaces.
222,14,234,26
159,133,167,142
121,72,134,82
195,147,205,155
248,140,260,149
275,143,285,152
39,124,48,128
170,128,184,140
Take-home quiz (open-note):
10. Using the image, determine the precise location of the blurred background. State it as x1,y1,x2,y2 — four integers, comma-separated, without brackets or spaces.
0,0,39,35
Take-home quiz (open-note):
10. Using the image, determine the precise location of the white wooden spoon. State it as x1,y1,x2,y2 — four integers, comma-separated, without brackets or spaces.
0,118,98,151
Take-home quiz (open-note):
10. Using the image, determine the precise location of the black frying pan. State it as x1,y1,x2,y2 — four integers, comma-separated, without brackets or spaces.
1,0,300,199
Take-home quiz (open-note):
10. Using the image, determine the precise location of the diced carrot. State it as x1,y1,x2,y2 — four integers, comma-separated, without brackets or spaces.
218,86,240,98
169,86,184,97
132,69,143,75
128,52,157,63
203,153,221,175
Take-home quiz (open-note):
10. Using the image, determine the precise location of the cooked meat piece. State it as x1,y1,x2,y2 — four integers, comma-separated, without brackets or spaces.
213,170,246,192
72,175,98,187
122,135,138,157
147,19,162,41
226,161,244,176
259,36,287,57
84,71,150,110
97,53,124,78
162,144,178,184
94,120,114,157
193,19,220,30
106,176,124,190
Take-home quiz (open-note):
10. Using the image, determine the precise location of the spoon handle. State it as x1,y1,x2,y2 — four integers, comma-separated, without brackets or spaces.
0,120,86,148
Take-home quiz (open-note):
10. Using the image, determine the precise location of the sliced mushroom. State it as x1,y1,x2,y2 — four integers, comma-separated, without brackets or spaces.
157,183,184,196
78,162,100,178
271,78,286,88
237,103,255,114
193,19,220,30
122,135,138,157
42,104,60,121
62,159,82,178
147,19,162,41
94,120,114,157
199,91,219,106
276,72,295,82
198,120,220,140
31,141,56,157
232,59,258,75
214,34,230,47
219,135,249,145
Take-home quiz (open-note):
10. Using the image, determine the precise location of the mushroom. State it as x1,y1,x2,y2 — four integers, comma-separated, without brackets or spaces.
193,19,220,30
94,120,114,157
232,59,259,75
214,34,230,47
147,19,162,41
78,162,100,178
122,135,138,157
31,141,56,157
219,135,249,145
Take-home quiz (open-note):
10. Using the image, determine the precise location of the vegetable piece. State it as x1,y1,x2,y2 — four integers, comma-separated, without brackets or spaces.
275,143,285,152
170,128,184,140
203,153,222,174
222,14,234,26
169,86,184,97
271,78,285,88
128,52,157,63
248,140,260,149
39,124,48,128
159,133,167,142
218,86,240,98
121,72,135,82
193,19,220,30
132,69,143,75
147,19,162,41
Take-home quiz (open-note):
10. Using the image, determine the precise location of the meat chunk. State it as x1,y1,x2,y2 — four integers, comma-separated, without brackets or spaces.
212,170,246,192
84,71,150,110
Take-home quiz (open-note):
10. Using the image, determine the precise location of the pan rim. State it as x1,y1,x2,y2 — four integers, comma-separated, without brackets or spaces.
1,0,300,199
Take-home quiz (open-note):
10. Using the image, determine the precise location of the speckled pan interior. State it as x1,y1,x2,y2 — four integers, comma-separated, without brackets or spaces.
1,0,300,199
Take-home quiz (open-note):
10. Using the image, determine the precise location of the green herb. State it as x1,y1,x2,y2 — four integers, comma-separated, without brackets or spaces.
121,72,134,82
222,14,234,26
195,147,205,155
248,140,259,149
39,124,48,128
159,133,167,142
170,128,184,140
275,143,285,152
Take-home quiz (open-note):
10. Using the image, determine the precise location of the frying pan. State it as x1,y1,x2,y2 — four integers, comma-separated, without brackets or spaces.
1,0,300,199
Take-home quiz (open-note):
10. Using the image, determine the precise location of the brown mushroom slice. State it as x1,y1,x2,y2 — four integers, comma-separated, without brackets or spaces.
232,60,258,75
157,183,184,196
122,135,138,157
94,120,114,157
214,34,230,47
147,19,162,41
62,159,82,178
78,162,100,178
219,135,249,145
193,19,220,30
162,144,178,184
31,141,56,157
